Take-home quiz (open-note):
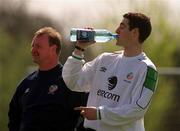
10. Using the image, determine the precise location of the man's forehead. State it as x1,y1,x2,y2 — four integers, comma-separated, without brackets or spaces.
120,18,129,26
31,34,49,45
32,34,48,42
34,34,48,39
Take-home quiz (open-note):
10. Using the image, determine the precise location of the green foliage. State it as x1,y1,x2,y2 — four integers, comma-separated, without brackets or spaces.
145,76,176,131
144,17,179,67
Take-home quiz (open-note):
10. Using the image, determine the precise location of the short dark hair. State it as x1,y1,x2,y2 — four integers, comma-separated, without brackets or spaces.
34,27,62,55
123,12,152,43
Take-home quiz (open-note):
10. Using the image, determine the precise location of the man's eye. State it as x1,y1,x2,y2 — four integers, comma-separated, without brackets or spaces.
120,26,124,29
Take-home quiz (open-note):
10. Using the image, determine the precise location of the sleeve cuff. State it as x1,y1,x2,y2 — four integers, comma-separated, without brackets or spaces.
69,56,85,63
97,106,104,120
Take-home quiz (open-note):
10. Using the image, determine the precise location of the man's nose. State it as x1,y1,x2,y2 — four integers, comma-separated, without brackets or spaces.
115,28,120,34
31,47,36,53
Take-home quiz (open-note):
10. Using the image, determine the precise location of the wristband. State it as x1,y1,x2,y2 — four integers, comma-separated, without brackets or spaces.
72,52,84,60
75,45,85,51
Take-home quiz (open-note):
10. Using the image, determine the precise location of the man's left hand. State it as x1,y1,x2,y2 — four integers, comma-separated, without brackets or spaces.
74,106,97,120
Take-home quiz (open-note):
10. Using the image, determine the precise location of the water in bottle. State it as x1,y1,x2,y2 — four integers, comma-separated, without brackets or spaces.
70,28,118,43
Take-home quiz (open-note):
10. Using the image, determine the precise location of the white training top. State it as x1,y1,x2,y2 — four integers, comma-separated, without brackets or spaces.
62,51,158,131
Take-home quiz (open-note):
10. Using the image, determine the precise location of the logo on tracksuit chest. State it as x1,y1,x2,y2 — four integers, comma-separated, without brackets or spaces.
97,76,120,102
48,85,58,94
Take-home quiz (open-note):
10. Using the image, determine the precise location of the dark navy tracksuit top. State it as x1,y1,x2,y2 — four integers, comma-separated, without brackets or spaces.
8,64,88,131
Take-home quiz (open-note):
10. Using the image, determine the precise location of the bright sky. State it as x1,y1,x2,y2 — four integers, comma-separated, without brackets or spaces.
12,0,180,35
25,0,129,22
24,0,132,35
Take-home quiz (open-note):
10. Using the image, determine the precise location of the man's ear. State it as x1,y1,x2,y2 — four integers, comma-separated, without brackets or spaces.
51,45,57,53
131,28,139,40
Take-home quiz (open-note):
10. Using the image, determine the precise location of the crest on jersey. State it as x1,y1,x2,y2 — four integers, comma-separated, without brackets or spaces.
48,85,58,94
127,72,134,80
123,72,134,83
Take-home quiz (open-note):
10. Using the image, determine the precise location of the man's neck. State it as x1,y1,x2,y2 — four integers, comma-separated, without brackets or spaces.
123,44,142,57
39,61,58,71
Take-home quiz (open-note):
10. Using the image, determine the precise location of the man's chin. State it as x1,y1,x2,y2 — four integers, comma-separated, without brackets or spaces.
32,59,39,64
115,42,121,47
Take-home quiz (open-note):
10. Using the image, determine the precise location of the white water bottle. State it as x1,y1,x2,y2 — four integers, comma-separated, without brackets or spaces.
70,28,118,43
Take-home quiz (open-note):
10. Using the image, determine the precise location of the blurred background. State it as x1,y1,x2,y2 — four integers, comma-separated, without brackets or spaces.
0,0,180,130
